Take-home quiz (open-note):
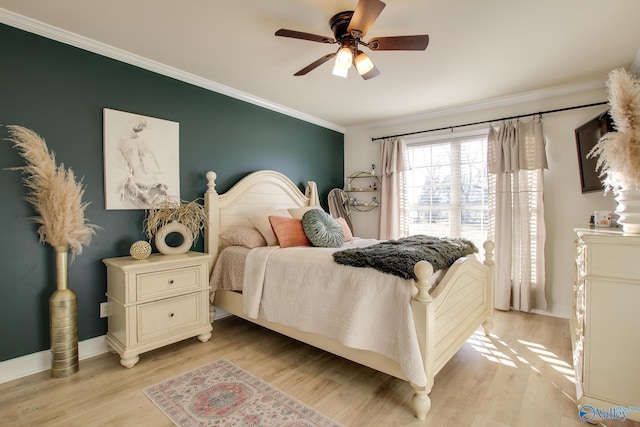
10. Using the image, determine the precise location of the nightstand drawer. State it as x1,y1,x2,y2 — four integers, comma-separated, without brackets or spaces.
137,293,201,341
137,266,201,300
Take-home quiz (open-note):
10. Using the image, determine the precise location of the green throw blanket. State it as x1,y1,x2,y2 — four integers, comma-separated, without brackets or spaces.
333,235,478,281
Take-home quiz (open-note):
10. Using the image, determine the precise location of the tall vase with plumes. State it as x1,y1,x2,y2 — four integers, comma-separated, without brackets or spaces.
49,245,79,377
6,125,99,378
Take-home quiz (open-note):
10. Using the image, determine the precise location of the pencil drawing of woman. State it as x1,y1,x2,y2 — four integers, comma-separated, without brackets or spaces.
103,109,179,210
117,118,169,207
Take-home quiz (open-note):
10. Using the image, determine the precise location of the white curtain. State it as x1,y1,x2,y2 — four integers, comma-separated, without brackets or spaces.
379,137,409,240
487,117,548,312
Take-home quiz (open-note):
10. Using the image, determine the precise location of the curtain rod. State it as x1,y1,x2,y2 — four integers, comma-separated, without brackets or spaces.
371,101,608,142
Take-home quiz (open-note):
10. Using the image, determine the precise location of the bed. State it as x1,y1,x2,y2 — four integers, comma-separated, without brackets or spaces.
203,169,494,420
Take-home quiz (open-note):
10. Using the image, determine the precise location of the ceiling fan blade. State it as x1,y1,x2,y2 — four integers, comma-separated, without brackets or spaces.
275,29,335,44
367,35,429,51
294,53,336,76
347,0,386,38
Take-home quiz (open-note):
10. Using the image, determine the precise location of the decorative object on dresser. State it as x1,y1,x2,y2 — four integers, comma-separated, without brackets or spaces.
144,198,208,255
589,68,640,233
572,229,640,422
129,240,152,260
144,359,343,427
102,252,213,368
5,125,99,378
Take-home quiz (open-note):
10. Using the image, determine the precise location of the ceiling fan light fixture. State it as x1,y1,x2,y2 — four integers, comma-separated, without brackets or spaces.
332,61,350,78
332,46,353,78
335,46,353,66
275,0,430,79
355,51,374,75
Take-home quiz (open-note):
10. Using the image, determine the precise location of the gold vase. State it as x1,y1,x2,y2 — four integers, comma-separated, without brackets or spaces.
49,245,79,378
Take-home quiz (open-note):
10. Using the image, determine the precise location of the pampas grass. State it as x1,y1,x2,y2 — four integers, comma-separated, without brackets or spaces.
589,68,640,190
5,125,98,259
144,198,207,245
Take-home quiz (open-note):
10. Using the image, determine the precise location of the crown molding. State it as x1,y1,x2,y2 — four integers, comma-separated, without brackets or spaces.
348,79,606,132
0,8,345,134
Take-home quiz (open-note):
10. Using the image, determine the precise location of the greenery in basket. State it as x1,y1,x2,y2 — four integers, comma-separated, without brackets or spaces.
589,68,640,191
144,198,208,245
5,125,99,260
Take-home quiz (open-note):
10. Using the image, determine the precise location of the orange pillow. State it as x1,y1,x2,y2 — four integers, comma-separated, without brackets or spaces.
268,215,311,248
335,217,354,242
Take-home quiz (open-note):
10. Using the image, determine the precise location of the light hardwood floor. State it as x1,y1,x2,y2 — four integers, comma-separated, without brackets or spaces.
1,310,637,427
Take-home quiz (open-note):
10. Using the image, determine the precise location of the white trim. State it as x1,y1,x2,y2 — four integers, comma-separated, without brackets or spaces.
532,303,571,320
348,80,606,132
0,335,109,384
0,8,345,134
1,309,231,384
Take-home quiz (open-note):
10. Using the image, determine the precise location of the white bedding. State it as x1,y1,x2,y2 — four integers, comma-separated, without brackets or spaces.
242,238,429,387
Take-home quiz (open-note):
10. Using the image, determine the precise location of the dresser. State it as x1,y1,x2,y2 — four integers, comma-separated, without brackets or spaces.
572,229,640,422
103,251,213,368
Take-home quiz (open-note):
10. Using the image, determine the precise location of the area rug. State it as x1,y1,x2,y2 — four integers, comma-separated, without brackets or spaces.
144,359,343,427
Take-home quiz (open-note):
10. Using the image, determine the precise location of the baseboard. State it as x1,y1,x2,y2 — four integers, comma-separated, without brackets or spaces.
2,305,564,384
531,303,571,319
0,335,109,384
1,310,232,384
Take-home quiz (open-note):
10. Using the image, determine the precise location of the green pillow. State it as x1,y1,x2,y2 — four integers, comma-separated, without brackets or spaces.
302,209,344,248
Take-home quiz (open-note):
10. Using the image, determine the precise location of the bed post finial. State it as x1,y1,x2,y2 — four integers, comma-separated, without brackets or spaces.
414,260,434,303
204,171,219,258
206,171,217,194
483,240,495,267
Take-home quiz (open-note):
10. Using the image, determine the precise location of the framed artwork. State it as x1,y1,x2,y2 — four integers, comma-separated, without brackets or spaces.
103,108,180,209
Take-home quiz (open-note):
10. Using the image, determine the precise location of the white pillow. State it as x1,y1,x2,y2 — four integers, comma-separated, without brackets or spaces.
288,205,324,219
248,209,292,246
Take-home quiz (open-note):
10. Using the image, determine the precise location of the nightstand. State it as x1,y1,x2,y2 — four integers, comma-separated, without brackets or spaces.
102,251,213,368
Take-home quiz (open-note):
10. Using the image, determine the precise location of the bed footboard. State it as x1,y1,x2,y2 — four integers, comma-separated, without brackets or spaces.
409,240,494,420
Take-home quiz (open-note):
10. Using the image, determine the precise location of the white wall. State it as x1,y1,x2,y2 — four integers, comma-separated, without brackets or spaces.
344,84,616,318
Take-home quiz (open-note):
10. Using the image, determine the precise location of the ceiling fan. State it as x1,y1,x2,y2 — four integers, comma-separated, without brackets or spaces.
275,0,429,80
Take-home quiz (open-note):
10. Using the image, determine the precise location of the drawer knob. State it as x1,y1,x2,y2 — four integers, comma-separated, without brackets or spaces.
169,312,175,318
168,279,174,285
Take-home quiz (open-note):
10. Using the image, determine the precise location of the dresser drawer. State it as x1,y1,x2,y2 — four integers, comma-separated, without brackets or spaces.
136,266,201,301
585,241,640,281
137,293,201,341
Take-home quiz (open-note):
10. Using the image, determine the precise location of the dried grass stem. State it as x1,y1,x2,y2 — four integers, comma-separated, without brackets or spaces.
5,125,98,260
144,198,207,245
589,68,640,190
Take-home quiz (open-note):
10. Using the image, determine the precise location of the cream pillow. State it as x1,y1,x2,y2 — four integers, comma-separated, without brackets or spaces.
248,209,292,246
287,205,323,219
220,226,267,248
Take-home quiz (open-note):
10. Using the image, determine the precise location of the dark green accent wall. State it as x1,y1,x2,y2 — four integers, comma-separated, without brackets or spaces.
0,24,344,362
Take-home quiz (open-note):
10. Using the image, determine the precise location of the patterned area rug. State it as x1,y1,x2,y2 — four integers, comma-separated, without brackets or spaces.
144,359,343,427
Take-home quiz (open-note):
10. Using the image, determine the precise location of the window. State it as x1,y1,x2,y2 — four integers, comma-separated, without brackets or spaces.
406,131,488,249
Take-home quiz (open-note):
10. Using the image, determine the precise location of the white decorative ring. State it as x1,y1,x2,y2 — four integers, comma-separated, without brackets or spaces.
155,221,193,255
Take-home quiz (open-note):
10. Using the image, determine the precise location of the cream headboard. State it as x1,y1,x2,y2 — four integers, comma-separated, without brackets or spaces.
204,170,311,259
